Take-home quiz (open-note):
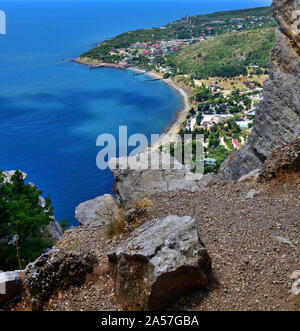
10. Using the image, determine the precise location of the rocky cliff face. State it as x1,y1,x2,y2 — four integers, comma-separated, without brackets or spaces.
219,0,300,180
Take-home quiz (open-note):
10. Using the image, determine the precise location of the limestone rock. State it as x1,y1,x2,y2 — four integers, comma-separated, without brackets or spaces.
75,194,123,227
291,270,300,280
109,152,213,208
24,248,97,306
238,169,261,183
246,188,262,199
107,215,211,310
38,196,63,242
272,0,300,49
258,139,300,181
0,270,23,304
219,0,300,180
292,279,300,300
291,269,300,302
1,170,27,184
44,220,64,242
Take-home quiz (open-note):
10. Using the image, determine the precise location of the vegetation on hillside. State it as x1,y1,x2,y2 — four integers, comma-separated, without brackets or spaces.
81,6,275,65
168,28,275,79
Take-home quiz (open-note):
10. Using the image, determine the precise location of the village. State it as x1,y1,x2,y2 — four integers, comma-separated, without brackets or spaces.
82,9,274,173
175,80,265,171
113,15,274,74
113,12,275,73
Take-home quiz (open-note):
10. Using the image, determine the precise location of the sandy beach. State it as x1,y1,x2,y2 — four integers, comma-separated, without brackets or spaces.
128,67,191,151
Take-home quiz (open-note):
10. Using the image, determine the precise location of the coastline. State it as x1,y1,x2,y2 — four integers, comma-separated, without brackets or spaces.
74,57,191,151
128,67,190,151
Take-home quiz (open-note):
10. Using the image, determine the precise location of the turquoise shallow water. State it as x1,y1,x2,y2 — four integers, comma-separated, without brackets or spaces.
0,0,271,225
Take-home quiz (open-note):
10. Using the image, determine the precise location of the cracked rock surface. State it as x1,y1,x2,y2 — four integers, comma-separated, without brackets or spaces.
107,215,211,310
110,152,217,208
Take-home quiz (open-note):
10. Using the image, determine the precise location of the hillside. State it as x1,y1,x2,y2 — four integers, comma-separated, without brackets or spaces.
80,6,276,68
11,172,300,311
169,28,275,79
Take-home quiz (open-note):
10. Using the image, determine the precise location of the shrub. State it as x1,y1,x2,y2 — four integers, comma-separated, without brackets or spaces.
106,208,125,237
0,171,55,271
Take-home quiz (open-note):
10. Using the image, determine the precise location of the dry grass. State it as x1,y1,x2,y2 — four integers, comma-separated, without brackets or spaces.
133,198,152,210
106,208,126,237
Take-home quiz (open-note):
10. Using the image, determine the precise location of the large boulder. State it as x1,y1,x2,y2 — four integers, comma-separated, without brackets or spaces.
107,215,211,310
24,248,97,306
0,270,23,304
258,139,300,181
219,0,300,180
109,152,213,209
75,194,123,227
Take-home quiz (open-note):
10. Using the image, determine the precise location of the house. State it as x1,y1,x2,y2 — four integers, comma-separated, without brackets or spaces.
230,18,246,23
232,139,241,149
204,158,217,166
237,121,249,130
210,20,225,25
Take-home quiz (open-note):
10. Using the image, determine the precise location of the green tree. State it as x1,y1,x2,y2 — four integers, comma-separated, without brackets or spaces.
0,171,55,270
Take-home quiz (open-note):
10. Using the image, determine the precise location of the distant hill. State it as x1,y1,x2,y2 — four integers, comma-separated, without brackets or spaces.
183,6,272,25
168,28,275,79
81,6,275,64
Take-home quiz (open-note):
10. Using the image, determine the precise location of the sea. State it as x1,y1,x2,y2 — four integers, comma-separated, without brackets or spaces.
0,0,271,226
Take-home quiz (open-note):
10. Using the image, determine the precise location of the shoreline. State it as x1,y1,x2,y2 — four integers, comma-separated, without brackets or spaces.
73,57,191,151
128,67,191,151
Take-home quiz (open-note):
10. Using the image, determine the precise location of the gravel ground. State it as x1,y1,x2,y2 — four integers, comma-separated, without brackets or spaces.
10,175,300,311
146,177,300,311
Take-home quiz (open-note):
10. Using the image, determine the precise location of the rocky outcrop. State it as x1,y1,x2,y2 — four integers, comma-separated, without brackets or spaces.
75,194,123,227
107,215,211,310
1,170,27,184
258,138,300,181
24,248,97,306
109,152,217,208
219,0,300,180
38,196,63,242
272,0,300,50
0,270,23,304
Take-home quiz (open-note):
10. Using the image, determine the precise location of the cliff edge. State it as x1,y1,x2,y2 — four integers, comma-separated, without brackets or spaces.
219,0,300,180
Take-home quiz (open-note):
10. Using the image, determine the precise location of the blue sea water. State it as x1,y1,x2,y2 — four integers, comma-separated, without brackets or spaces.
0,0,271,226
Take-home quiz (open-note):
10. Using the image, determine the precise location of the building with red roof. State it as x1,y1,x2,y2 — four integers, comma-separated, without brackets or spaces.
232,139,241,149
